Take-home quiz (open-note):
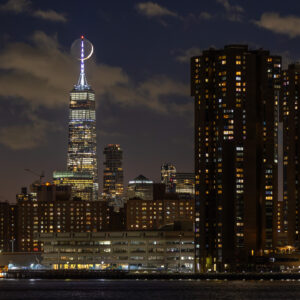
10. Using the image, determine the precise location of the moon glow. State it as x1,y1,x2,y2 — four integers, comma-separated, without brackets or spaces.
71,38,94,61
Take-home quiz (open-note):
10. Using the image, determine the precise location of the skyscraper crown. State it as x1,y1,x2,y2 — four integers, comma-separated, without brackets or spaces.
74,36,92,90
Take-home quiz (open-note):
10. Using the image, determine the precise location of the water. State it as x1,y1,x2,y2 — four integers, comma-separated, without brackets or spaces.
0,279,299,299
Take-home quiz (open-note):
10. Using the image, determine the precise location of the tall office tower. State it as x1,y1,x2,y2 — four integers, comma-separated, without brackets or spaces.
161,163,176,193
192,45,281,272
55,36,98,201
175,173,195,196
281,63,300,247
103,144,124,205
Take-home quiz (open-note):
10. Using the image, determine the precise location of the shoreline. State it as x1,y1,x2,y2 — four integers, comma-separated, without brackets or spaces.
4,270,300,280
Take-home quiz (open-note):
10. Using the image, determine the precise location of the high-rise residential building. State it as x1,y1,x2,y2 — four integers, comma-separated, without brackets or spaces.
192,45,281,272
0,201,18,252
103,144,124,205
127,175,154,200
55,36,98,201
281,63,300,247
0,202,11,252
175,173,195,196
161,163,176,193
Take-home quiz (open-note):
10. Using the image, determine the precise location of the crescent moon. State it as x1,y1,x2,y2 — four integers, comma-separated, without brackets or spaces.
83,44,94,61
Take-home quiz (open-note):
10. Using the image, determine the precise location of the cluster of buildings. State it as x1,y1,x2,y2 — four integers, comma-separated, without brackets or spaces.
0,37,195,272
0,173,195,271
1,40,300,273
192,45,300,272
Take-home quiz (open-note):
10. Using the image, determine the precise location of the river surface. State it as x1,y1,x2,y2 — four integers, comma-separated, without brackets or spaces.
1,279,300,299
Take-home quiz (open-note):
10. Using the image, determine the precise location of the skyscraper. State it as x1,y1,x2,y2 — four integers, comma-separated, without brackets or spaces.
281,63,300,247
161,163,176,193
192,45,281,272
54,36,98,201
103,144,124,205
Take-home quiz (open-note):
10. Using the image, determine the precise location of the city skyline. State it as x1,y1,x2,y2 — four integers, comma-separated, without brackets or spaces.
0,0,300,202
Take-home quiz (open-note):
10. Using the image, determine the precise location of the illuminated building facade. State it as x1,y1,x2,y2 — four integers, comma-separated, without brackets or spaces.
125,197,194,230
127,175,154,200
38,230,194,272
192,45,281,271
175,173,195,196
53,171,93,201
103,144,124,205
66,36,98,201
15,184,119,252
281,63,300,246
161,163,176,193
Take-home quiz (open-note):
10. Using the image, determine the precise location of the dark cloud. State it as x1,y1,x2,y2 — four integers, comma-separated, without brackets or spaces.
0,111,61,150
136,2,178,18
255,13,300,38
0,0,67,22
199,12,213,20
0,0,30,13
216,0,244,22
33,9,67,22
175,47,202,63
217,0,244,13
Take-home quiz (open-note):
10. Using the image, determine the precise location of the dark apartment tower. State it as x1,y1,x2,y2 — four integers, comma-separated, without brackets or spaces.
103,144,124,205
192,45,281,272
0,202,10,252
281,63,300,247
0,202,18,252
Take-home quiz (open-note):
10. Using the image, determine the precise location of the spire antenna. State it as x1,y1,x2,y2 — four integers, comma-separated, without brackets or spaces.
78,36,88,88
71,36,94,90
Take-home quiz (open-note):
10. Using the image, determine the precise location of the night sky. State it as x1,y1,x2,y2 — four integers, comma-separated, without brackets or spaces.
0,0,299,202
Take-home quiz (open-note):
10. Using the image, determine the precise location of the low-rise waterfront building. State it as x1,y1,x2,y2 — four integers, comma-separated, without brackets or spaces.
37,230,194,272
